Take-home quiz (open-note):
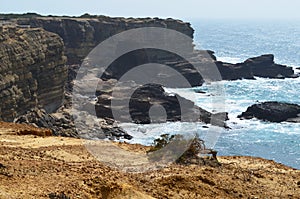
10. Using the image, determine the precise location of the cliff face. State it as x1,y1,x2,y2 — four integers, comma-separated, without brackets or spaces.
15,16,296,84
0,26,67,121
16,17,194,64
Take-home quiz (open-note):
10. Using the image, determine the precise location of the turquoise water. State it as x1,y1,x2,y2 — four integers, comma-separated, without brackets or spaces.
121,20,300,169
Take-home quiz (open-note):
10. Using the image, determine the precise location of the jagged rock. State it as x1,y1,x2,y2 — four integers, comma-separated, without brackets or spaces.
243,54,296,78
14,108,133,140
95,80,228,127
14,108,77,137
72,109,133,140
100,50,297,85
214,54,296,80
48,192,70,199
238,101,300,122
0,26,67,121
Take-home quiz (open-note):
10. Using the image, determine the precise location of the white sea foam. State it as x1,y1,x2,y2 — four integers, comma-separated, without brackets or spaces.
120,20,300,168
217,57,243,64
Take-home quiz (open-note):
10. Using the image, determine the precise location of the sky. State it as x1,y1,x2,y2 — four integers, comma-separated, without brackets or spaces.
0,0,299,20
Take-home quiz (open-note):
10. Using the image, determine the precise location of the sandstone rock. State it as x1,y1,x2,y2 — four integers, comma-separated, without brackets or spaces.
16,16,194,65
0,26,67,121
12,16,297,85
238,101,300,122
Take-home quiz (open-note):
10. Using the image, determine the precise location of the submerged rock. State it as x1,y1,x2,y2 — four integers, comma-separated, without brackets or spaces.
238,101,300,122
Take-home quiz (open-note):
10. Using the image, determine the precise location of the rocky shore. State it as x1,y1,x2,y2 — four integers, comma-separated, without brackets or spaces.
0,13,298,141
0,13,300,198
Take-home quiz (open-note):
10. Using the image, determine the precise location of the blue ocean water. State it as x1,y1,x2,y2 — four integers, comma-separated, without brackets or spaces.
121,20,300,169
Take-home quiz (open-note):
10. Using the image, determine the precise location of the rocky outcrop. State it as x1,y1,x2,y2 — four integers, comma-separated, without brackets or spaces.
15,16,194,65
14,108,132,139
0,26,67,121
100,50,297,86
193,53,296,81
242,54,296,78
1,14,297,140
11,16,297,85
14,108,77,137
94,79,228,126
238,101,300,122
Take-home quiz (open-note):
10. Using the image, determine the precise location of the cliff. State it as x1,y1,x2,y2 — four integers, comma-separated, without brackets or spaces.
0,14,297,135
0,26,67,121
12,15,297,85
15,16,194,64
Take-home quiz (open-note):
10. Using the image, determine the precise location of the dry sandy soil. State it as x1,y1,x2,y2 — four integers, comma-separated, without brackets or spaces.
0,122,299,199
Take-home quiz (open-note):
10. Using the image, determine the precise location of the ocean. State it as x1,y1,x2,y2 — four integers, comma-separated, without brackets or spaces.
120,19,300,169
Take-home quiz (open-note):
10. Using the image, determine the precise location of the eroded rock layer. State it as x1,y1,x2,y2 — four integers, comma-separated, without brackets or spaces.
16,16,194,64
0,26,67,121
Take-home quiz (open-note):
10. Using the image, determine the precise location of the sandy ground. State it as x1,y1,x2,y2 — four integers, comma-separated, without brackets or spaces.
0,122,299,199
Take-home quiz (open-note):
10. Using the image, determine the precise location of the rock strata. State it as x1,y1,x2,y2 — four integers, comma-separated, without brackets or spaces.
1,14,298,140
0,26,67,121
238,101,300,123
94,79,228,126
9,15,298,85
16,16,194,65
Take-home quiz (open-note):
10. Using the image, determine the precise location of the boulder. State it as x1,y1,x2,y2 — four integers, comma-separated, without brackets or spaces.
243,54,296,78
238,101,300,122
216,54,297,80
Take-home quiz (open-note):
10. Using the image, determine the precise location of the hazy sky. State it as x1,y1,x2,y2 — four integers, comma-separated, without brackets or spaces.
0,0,299,20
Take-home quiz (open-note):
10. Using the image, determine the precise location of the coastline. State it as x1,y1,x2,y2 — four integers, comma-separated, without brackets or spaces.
1,14,300,198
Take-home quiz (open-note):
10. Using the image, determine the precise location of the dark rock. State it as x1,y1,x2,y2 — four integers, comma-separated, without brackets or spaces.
238,101,300,122
216,54,296,80
243,54,295,78
101,50,297,86
14,107,133,140
0,163,5,169
14,108,77,137
216,61,254,80
16,16,194,65
95,80,228,127
48,193,70,199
